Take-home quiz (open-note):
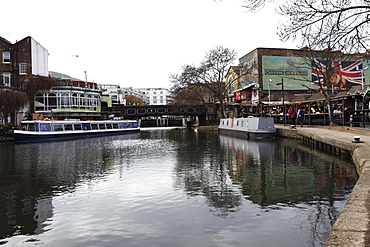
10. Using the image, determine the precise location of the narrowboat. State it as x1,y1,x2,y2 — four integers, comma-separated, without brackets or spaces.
218,117,276,139
13,120,140,143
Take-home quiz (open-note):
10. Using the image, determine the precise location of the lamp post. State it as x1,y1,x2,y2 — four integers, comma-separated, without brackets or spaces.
362,66,369,90
268,79,272,106
267,79,272,116
276,78,285,126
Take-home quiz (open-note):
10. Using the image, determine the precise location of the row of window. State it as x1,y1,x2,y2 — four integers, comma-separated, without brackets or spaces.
143,91,165,95
34,92,101,112
2,51,27,72
20,122,135,132
2,52,27,87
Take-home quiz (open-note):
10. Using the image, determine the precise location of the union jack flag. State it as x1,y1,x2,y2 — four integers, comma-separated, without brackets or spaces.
312,59,364,89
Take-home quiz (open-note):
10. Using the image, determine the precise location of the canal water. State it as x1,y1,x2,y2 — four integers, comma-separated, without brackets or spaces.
0,128,357,247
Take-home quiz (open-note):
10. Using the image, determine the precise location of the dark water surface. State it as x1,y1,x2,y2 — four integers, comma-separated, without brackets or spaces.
0,128,357,247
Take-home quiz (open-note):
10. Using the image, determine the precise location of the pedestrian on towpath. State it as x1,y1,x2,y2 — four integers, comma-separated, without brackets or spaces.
288,108,297,127
297,108,305,127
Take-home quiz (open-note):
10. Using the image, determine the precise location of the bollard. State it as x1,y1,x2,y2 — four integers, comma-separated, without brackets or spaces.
352,136,363,143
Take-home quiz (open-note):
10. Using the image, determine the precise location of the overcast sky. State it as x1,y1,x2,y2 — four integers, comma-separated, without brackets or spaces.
2,0,294,89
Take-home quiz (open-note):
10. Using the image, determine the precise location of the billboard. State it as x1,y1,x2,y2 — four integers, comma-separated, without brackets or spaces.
262,56,368,90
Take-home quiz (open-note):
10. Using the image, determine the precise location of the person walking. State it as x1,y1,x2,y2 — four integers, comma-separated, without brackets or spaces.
288,108,297,127
297,108,305,127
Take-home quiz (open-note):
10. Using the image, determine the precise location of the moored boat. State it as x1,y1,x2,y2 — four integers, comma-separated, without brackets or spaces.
218,117,276,139
14,120,140,143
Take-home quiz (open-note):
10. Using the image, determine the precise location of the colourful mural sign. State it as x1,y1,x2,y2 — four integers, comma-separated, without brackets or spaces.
262,55,370,91
262,56,313,90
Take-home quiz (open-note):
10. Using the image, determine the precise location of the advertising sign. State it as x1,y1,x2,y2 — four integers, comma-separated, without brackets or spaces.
262,56,369,91
262,56,312,90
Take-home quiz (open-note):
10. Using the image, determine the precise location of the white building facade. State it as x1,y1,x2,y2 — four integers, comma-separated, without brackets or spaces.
135,88,170,105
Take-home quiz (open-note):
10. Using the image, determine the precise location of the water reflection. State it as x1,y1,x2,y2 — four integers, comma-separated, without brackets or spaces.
0,129,358,247
218,135,356,207
0,133,140,239
218,134,357,246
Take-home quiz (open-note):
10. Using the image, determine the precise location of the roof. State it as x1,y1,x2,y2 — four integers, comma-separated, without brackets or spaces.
0,36,12,45
49,71,84,82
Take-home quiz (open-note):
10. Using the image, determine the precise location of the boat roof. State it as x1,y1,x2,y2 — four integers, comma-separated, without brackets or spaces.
20,120,136,123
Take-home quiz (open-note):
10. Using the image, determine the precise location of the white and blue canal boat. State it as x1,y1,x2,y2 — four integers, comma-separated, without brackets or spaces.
14,120,140,143
218,117,276,139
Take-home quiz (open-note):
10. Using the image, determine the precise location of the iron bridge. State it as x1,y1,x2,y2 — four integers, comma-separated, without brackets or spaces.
108,104,207,118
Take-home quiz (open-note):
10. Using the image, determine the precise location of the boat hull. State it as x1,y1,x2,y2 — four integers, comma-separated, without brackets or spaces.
13,120,140,143
14,129,140,143
218,117,276,140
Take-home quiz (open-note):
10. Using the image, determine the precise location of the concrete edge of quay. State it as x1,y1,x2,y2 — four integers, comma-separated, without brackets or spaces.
276,125,370,247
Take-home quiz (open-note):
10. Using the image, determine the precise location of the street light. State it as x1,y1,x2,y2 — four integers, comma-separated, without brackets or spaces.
267,79,272,116
276,78,285,126
362,66,369,90
268,79,272,106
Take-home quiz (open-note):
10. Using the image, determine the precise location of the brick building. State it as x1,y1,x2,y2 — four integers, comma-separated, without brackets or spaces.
226,47,370,105
0,36,48,89
0,36,102,122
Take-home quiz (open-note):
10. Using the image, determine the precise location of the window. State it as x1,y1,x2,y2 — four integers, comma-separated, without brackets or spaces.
3,74,10,87
40,123,52,132
64,124,73,131
19,63,27,74
2,52,10,63
52,124,64,131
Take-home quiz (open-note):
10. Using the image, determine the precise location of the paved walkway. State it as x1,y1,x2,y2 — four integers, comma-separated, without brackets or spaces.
276,125,370,246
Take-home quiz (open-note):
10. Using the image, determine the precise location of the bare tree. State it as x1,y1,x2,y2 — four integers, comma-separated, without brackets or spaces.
170,82,208,105
0,88,28,123
240,0,277,11
23,75,60,113
125,95,145,105
170,46,237,118
299,48,363,126
232,0,370,52
278,0,370,52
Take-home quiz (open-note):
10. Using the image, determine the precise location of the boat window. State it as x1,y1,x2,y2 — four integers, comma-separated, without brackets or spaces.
52,124,64,131
106,123,113,129
82,123,91,130
126,122,132,128
118,123,126,128
74,124,82,130
64,124,73,131
91,124,99,130
113,123,119,129
19,123,27,131
99,124,106,129
241,121,244,127
40,123,52,132
28,123,36,131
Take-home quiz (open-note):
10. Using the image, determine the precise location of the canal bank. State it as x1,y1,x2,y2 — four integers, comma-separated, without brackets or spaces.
276,125,370,247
